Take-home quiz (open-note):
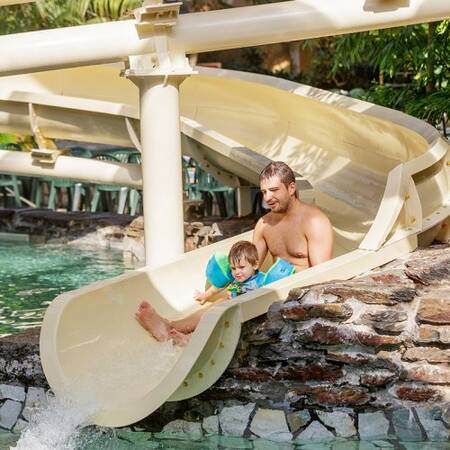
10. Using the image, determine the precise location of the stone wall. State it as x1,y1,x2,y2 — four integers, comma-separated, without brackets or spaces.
0,245,448,446
227,244,449,408
0,329,47,433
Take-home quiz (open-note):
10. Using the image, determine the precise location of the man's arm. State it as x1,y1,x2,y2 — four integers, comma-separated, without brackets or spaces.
305,210,334,267
253,218,268,268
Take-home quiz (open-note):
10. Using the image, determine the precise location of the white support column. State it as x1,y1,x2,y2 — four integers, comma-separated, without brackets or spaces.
139,75,186,267
124,1,195,267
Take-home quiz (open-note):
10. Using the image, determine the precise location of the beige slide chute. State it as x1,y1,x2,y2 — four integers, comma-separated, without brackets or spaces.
0,0,448,427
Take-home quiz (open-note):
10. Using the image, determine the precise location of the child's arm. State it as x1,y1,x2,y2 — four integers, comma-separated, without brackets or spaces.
194,285,226,304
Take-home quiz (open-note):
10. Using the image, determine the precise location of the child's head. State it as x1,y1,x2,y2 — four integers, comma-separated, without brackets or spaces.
228,241,259,282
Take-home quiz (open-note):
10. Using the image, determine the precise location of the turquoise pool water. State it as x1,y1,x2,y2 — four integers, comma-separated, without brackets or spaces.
0,240,140,335
3,428,449,450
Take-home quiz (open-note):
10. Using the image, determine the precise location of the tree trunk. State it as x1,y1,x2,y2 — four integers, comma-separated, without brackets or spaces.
288,41,301,78
426,22,438,95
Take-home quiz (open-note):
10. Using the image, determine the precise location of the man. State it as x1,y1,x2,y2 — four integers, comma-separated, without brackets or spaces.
135,161,333,344
254,161,333,271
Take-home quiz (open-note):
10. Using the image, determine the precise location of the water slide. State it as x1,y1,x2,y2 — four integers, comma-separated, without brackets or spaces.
0,0,449,427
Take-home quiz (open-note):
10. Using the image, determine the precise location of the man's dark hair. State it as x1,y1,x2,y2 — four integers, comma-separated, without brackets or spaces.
259,161,298,197
228,241,259,267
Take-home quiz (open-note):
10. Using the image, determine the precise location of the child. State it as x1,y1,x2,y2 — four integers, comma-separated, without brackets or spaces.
135,241,265,345
194,240,264,303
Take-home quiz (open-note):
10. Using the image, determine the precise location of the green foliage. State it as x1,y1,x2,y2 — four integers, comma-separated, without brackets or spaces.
0,0,77,34
355,84,449,127
223,47,273,76
302,20,450,126
68,0,141,23
332,21,449,92
298,38,338,89
0,2,42,34
365,84,416,111
405,89,450,124
333,26,425,79
433,20,450,90
0,0,142,34
0,134,18,145
0,133,35,151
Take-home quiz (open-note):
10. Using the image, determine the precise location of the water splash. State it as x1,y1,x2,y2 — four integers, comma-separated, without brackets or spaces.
11,394,98,450
12,339,182,450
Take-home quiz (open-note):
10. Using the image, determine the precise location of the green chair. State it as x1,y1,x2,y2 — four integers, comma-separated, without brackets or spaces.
68,147,95,211
106,149,133,163
182,157,202,201
0,175,22,207
48,178,81,211
69,147,93,159
71,182,89,212
127,152,142,216
193,165,236,217
0,143,22,151
90,154,129,214
31,177,51,208
32,177,79,211
29,147,92,211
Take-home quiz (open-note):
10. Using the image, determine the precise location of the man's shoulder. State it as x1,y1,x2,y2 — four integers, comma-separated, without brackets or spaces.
295,200,325,218
255,212,271,230
255,212,277,228
301,202,332,230
303,202,327,218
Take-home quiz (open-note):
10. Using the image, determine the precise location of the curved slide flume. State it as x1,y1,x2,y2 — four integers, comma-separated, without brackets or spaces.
0,64,446,426
0,5,448,429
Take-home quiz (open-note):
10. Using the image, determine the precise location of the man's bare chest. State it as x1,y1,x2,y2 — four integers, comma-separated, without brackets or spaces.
263,221,308,257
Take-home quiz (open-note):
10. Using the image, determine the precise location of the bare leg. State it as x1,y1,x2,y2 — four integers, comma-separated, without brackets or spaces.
135,301,171,342
169,297,228,334
169,306,211,334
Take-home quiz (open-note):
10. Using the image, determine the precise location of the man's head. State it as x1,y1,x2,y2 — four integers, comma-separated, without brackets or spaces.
228,241,259,282
259,161,297,213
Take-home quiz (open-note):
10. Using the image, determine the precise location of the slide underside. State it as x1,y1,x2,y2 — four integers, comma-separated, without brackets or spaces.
0,64,448,426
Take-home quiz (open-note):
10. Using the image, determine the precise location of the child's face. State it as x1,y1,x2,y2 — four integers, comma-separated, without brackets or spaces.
230,257,258,282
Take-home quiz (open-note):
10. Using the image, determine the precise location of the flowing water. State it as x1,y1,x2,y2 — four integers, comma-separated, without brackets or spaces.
11,395,98,450
11,339,182,450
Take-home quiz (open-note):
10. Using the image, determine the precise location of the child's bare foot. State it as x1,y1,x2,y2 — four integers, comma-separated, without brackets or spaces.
169,329,191,346
135,301,171,342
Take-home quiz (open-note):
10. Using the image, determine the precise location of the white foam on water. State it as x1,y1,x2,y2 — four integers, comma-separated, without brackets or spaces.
12,338,182,450
11,394,98,450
